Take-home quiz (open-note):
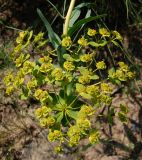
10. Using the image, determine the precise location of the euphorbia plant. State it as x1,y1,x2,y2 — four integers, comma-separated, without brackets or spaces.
3,0,135,152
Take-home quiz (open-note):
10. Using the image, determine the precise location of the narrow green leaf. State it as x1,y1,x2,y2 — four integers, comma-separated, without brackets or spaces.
57,46,66,66
20,87,30,100
89,42,100,47
74,2,93,9
89,41,107,47
37,8,61,49
80,92,92,99
68,14,106,36
63,54,74,61
76,83,86,92
66,83,74,96
114,79,121,85
73,9,91,41
66,110,78,120
20,94,28,100
69,9,81,28
85,9,92,18
108,68,115,77
48,94,53,103
78,67,90,75
69,2,93,28
91,75,99,80
112,40,121,48
99,41,108,47
56,112,64,123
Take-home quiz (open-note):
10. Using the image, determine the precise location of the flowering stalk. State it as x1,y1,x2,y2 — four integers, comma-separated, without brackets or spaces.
3,24,133,150
63,0,76,35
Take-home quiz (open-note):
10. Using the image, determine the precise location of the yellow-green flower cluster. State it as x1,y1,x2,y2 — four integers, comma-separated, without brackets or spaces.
112,31,123,41
67,105,95,146
109,62,135,81
78,37,88,46
40,116,55,127
100,83,112,93
3,68,26,94
76,83,102,102
61,36,72,48
80,53,93,62
87,28,96,36
76,83,86,93
96,61,106,70
95,83,112,105
89,130,100,144
34,32,44,43
76,81,112,105
78,105,95,118
16,30,33,48
11,68,25,88
27,78,37,89
39,62,53,73
63,61,75,71
51,67,64,81
54,146,62,153
78,74,91,84
118,62,129,71
76,118,91,131
38,56,53,73
3,28,134,150
13,75,24,87
34,89,49,103
33,32,48,48
35,106,52,118
3,71,14,86
99,94,112,105
68,134,80,147
5,86,15,95
78,68,92,84
35,106,55,127
99,28,110,37
86,84,99,96
39,56,52,63
15,53,30,67
16,31,28,44
67,125,81,146
22,60,35,75
48,130,63,142
12,44,23,55
3,71,15,95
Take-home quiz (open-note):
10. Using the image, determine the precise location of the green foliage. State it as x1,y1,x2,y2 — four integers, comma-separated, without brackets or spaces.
92,0,142,26
38,0,142,36
68,14,106,36
3,27,135,151
37,8,61,49
118,104,128,123
0,41,14,69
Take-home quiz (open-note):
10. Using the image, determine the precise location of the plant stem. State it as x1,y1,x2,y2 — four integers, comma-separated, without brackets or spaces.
63,0,76,35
